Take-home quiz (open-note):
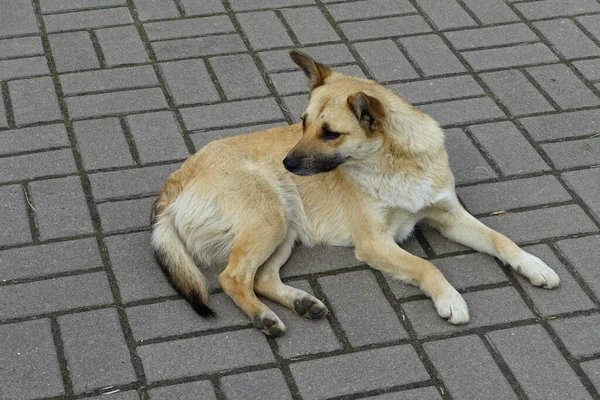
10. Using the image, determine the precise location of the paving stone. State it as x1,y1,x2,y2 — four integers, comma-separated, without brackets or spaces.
191,122,283,149
520,109,600,141
48,31,100,72
179,0,225,15
281,7,339,45
144,16,234,40
0,0,39,38
89,392,138,400
105,231,177,302
29,176,95,240
515,0,600,19
96,25,150,66
574,59,600,82
148,381,216,400
319,270,407,346
443,128,497,184
237,11,293,50
562,168,600,221
400,34,465,76
259,44,354,72
478,205,597,243
44,7,133,33
221,369,292,400
390,75,484,104
0,96,6,128
271,70,309,95
582,360,600,393
535,19,600,59
210,54,269,100
9,76,62,125
363,387,443,399
0,149,77,184
527,64,600,110
462,43,558,71
457,176,570,215
550,314,600,357
416,0,477,30
420,97,505,127
461,0,518,24
445,24,537,50
0,319,63,399
66,88,168,119
0,185,31,246
355,40,418,82
0,237,101,281
289,345,429,400
0,124,68,156
98,197,154,232
327,0,415,21
133,0,179,20
0,36,43,58
73,118,134,170
557,235,600,299
403,287,534,337
481,70,554,116
577,14,600,43
470,121,551,175
425,335,516,400
181,98,283,130
41,0,126,13
0,56,50,80
282,94,308,123
341,15,431,41
138,329,274,382
59,308,136,393
60,65,159,95
0,272,113,319
542,137,600,169
229,0,313,11
152,34,246,60
486,325,591,400
280,245,358,278
127,111,189,163
160,59,220,105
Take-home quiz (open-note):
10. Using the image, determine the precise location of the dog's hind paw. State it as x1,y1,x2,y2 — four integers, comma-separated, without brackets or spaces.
253,312,287,337
434,287,470,325
514,252,560,289
293,296,328,319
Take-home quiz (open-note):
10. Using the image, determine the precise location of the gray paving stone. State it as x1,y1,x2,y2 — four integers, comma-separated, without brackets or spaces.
400,34,465,76
0,185,31,246
557,235,600,299
390,75,484,104
181,98,283,130
574,59,600,82
138,329,274,382
237,11,294,50
341,15,431,41
259,44,354,72
133,0,179,20
327,0,415,21
542,137,600,169
60,65,159,95
127,111,189,163
445,24,537,50
98,197,154,232
271,70,309,95
0,237,101,281
96,25,150,66
355,40,418,82
229,0,313,11
486,325,591,400
0,36,43,58
89,392,138,400
520,109,600,141
210,54,269,100
535,19,600,59
148,381,216,400
221,369,292,400
144,16,234,40
457,176,570,215
527,64,600,110
66,88,168,119
44,7,133,33
577,14,600,43
461,0,518,24
515,0,600,19
363,387,443,399
416,0,477,30
9,76,62,125
462,43,558,71
0,319,63,399
29,175,95,240
281,7,339,45
562,168,600,221
0,149,77,184
179,0,225,15
160,59,219,105
59,308,136,393
191,122,283,149
48,31,100,72
425,335,516,400
0,272,113,319
444,128,497,184
41,0,126,13
403,287,534,337
280,245,358,278
0,56,50,80
282,94,308,123
421,97,505,127
0,0,39,38
582,360,600,393
290,345,429,400
105,231,177,302
73,118,135,170
0,96,6,128
319,270,408,346
0,124,68,156
152,34,246,60
551,314,600,357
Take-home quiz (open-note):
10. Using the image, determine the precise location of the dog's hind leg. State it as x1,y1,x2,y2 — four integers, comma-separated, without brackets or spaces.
254,231,328,320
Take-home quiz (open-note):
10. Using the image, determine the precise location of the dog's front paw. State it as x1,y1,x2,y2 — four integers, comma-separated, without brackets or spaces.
434,287,470,325
293,296,328,319
253,312,287,337
514,252,560,289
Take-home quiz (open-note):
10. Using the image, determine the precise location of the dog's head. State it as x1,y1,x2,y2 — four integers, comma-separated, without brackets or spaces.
283,51,388,176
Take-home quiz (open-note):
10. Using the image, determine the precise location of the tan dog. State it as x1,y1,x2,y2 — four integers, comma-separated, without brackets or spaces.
150,51,560,336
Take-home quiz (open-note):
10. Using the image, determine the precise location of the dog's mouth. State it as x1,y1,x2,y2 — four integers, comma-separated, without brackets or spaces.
283,154,349,176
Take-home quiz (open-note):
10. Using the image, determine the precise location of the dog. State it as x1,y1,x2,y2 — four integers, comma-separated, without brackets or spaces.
150,51,560,336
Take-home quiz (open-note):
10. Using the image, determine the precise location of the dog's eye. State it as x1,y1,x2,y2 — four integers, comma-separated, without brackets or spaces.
321,129,341,141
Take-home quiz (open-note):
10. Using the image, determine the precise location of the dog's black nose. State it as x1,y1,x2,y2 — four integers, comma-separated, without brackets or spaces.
283,156,299,171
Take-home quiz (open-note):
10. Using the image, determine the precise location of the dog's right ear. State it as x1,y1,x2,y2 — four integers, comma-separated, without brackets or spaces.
290,50,332,90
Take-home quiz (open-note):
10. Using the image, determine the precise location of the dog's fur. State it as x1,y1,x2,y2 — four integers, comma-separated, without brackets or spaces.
150,51,560,336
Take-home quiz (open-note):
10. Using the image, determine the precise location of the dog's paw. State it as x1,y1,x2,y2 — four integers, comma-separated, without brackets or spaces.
294,296,328,319
514,252,560,289
253,312,287,337
434,287,470,325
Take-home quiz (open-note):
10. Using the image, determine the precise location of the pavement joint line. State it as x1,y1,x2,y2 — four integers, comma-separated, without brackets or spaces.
479,332,528,399
550,242,600,306
462,126,504,177
172,0,186,17
413,226,437,259
308,276,352,349
392,38,427,78
265,334,303,400
0,266,106,287
455,0,484,26
273,9,302,47
203,57,229,102
1,80,16,128
119,116,143,166
50,317,75,398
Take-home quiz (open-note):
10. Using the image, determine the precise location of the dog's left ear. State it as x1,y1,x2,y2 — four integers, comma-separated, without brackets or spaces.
348,92,386,132
290,50,332,90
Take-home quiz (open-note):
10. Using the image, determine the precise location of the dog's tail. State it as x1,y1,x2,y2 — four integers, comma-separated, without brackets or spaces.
150,197,215,317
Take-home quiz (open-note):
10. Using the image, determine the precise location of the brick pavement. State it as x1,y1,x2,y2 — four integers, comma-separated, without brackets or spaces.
1,0,600,399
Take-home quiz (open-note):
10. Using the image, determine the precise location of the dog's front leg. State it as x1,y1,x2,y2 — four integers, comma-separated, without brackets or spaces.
354,237,470,324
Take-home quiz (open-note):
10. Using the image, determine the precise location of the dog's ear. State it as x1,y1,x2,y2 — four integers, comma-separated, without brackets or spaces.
347,92,386,132
290,50,332,90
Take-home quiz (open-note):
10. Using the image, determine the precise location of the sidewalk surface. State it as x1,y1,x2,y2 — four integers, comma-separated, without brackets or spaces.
1,0,600,399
